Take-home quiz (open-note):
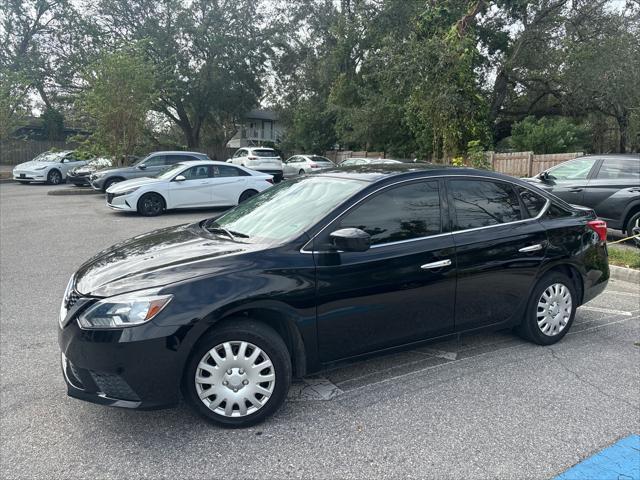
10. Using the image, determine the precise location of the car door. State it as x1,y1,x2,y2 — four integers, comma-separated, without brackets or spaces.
314,179,456,362
135,155,166,178
447,178,548,330
581,157,640,226
167,165,214,208
537,157,600,204
210,164,250,205
283,156,297,178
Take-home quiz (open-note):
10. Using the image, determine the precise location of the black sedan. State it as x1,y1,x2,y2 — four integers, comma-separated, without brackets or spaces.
527,154,640,242
67,157,114,186
59,165,609,427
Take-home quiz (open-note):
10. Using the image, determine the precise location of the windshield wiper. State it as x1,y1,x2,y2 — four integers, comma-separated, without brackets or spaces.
204,223,249,240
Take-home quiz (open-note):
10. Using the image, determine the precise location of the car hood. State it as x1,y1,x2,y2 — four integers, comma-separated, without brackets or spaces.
96,166,140,176
15,161,55,170
107,177,162,192
74,223,256,297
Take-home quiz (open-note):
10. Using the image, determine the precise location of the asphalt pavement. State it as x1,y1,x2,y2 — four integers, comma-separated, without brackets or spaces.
1,181,638,479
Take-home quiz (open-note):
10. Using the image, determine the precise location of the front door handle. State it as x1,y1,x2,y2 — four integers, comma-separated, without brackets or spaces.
519,244,543,253
421,259,452,270
568,187,583,192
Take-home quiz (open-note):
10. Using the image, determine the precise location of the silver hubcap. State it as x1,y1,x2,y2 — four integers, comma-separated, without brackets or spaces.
537,283,572,336
195,341,275,417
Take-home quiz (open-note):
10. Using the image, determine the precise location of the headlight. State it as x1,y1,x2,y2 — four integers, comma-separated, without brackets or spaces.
34,166,47,170
92,171,107,179
77,292,173,329
59,275,74,327
113,187,139,196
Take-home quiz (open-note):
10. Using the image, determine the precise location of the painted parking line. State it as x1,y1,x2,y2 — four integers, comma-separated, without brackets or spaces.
579,306,634,316
555,434,640,480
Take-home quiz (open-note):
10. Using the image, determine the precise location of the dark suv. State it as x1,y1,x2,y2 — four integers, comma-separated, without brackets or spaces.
527,155,640,239
59,165,609,427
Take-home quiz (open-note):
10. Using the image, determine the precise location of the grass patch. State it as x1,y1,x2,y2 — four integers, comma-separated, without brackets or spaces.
608,245,640,269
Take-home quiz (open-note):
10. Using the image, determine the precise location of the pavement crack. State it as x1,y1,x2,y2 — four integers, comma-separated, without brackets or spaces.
547,347,636,409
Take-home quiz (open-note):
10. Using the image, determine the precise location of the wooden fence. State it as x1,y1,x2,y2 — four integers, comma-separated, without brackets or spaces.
0,139,79,165
489,151,583,177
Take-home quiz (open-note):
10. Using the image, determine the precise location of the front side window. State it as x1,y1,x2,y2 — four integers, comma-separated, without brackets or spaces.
181,165,211,179
450,179,523,230
596,158,640,180
142,155,166,167
337,181,441,245
547,158,596,180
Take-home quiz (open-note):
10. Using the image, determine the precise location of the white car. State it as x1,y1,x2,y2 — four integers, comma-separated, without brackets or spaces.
13,151,87,185
339,158,403,167
227,147,283,182
282,155,335,178
105,161,274,216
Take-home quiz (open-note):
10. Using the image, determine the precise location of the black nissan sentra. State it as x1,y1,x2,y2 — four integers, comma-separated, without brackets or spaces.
59,165,609,427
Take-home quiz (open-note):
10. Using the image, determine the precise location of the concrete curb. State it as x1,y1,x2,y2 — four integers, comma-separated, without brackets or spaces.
609,265,640,284
47,188,102,196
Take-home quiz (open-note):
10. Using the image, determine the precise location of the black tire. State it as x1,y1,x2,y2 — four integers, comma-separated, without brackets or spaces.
298,169,305,176
137,192,165,216
517,271,577,345
47,169,62,185
183,319,292,428
624,211,640,248
103,177,123,191
239,189,258,203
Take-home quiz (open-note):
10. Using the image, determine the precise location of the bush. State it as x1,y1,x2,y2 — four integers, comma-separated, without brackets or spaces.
467,140,491,170
509,116,588,154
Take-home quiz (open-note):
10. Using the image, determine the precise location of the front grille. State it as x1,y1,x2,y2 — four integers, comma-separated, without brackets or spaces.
65,289,80,309
106,193,114,204
90,372,140,401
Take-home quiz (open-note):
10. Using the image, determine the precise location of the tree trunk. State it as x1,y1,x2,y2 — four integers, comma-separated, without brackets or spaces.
617,110,628,153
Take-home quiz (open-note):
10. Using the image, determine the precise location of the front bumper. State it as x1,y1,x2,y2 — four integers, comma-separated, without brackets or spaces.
67,175,91,186
13,171,46,182
59,318,187,410
90,177,107,190
106,192,137,211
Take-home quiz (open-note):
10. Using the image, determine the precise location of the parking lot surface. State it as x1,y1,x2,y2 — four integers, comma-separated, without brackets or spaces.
1,182,639,479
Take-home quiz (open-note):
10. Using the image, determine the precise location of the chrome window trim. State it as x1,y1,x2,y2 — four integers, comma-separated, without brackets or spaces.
299,174,551,254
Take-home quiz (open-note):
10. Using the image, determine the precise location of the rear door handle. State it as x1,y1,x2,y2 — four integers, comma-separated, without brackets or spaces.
519,244,543,253
420,259,452,270
568,187,583,192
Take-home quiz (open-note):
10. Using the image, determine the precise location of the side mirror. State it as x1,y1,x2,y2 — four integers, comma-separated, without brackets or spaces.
226,159,232,163
329,228,371,252
174,175,186,182
539,171,549,181
137,164,147,170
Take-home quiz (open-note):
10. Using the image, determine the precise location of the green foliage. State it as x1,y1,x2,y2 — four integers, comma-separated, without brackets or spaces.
451,156,465,167
0,70,29,140
509,116,588,154
82,48,155,164
466,140,491,170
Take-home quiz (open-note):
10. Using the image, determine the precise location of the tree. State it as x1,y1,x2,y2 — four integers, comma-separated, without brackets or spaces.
509,116,588,153
82,48,155,164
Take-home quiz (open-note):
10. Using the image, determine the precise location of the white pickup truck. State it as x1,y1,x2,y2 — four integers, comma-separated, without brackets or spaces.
227,147,284,182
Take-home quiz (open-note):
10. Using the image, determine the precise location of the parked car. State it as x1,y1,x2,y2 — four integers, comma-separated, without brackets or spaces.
105,161,273,216
526,154,640,240
13,151,87,185
282,155,335,178
340,158,402,167
67,157,114,187
228,147,283,182
59,164,608,427
90,151,209,192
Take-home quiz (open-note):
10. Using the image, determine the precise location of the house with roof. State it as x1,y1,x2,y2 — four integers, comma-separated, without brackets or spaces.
226,109,284,149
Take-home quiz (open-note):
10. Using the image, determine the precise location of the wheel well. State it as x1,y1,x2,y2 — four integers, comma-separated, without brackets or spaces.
48,168,61,177
622,205,640,234
546,264,584,305
205,308,307,378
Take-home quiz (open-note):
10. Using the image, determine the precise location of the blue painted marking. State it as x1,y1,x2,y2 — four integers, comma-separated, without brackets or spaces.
555,434,639,480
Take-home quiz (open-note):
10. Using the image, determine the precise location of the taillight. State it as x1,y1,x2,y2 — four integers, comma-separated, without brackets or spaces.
266,178,274,184
587,219,607,242
310,163,319,168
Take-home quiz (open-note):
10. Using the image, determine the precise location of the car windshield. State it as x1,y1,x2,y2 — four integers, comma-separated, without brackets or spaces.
33,152,63,162
252,149,278,157
204,176,366,242
155,163,186,179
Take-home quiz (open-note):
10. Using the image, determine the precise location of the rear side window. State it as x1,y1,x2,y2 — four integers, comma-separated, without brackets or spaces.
166,154,194,164
213,165,249,177
311,156,332,163
596,158,640,180
450,180,522,230
517,187,547,217
337,181,441,245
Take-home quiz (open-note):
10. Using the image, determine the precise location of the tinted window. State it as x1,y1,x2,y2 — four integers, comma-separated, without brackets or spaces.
450,180,522,230
181,165,211,179
311,156,333,163
596,158,640,180
143,155,166,167
252,149,278,157
337,181,441,245
548,158,596,180
517,187,547,217
546,203,572,218
166,154,193,164
213,165,248,177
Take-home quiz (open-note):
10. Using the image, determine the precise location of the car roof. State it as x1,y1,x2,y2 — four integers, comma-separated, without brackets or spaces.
316,163,533,185
174,160,246,167
147,151,208,156
579,154,639,160
247,147,276,151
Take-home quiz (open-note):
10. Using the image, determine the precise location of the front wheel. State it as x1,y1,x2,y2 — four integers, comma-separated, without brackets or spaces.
517,272,577,345
47,169,62,185
625,211,640,248
183,320,292,428
137,192,165,216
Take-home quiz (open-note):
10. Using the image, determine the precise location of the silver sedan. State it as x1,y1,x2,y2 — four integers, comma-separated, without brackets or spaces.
282,155,336,178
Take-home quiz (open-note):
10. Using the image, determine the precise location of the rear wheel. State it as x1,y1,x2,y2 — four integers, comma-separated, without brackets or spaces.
298,169,305,176
517,272,577,345
183,320,292,428
624,211,640,247
47,169,62,185
239,189,258,203
137,192,165,216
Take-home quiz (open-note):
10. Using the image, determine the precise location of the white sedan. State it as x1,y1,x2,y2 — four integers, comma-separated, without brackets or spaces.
13,151,87,185
106,161,274,216
282,155,336,178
